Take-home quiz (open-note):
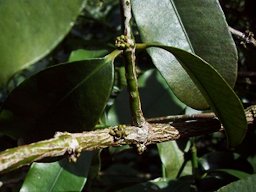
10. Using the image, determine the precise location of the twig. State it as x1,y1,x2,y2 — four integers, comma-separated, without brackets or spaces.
0,105,255,174
119,0,146,127
147,113,216,124
229,26,256,48
238,71,256,77
149,105,255,126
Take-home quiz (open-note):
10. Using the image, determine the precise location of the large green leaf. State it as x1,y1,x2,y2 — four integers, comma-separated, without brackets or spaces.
68,49,109,62
0,51,120,142
118,177,191,192
132,0,237,109
217,174,256,192
214,169,251,180
158,141,191,179
139,44,246,147
18,50,117,191
0,0,86,87
20,152,93,192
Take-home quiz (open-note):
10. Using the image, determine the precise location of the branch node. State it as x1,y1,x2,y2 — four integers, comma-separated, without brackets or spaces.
54,132,80,163
109,125,128,141
115,35,135,50
126,122,152,154
125,124,149,143
136,143,147,155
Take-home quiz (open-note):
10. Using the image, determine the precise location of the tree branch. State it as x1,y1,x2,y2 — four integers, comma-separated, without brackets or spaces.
229,26,256,48
0,105,255,174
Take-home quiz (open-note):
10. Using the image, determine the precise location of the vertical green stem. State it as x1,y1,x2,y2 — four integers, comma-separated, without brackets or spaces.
191,138,199,179
119,0,146,127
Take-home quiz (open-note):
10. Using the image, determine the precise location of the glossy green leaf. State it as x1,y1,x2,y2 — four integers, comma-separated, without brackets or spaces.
68,49,109,62
0,51,121,142
140,43,246,147
157,141,191,179
118,177,190,192
214,169,251,179
217,174,256,192
20,152,93,192
18,50,119,192
199,151,242,171
0,0,86,87
132,0,237,109
248,156,256,173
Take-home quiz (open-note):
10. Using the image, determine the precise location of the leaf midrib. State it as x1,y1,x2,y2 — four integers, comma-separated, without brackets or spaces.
49,165,63,192
169,0,195,53
52,58,109,110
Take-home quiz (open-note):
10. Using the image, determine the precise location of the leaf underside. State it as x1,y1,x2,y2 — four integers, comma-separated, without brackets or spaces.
132,0,238,109
144,44,246,147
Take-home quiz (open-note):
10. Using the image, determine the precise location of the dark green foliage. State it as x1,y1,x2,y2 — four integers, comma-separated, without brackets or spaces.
20,152,93,192
0,0,255,192
0,0,86,86
142,44,246,147
0,58,114,142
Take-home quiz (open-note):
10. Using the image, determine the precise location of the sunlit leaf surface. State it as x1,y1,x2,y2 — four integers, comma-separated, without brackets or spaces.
0,0,85,86
132,0,237,109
